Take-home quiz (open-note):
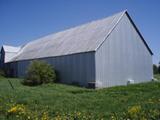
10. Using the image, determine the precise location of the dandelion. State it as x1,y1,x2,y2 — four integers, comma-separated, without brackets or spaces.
27,116,31,119
110,114,117,120
77,112,81,116
41,112,49,120
8,104,26,114
7,104,29,120
8,106,17,113
128,105,141,118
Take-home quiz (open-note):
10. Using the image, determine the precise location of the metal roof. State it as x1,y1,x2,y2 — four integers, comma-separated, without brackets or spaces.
2,45,21,53
4,10,152,63
10,11,125,62
1,45,21,63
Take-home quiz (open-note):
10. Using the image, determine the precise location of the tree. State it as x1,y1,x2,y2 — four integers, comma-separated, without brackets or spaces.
158,62,160,74
153,64,158,74
23,60,56,86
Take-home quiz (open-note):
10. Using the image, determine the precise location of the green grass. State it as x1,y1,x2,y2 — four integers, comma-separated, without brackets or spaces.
0,75,160,119
155,74,160,81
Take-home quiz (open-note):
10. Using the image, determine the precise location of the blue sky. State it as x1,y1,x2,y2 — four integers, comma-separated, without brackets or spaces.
0,0,159,64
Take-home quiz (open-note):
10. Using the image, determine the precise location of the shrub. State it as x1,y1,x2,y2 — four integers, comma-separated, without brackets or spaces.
23,60,56,86
153,64,158,74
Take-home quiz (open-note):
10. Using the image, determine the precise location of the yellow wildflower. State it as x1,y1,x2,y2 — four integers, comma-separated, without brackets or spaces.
77,112,81,116
7,104,26,114
41,112,49,120
128,105,141,117
27,116,31,119
8,106,17,113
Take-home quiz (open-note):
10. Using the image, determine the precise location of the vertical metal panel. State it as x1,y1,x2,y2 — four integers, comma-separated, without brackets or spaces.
5,62,18,77
17,61,30,77
95,14,153,88
0,49,4,68
16,52,95,87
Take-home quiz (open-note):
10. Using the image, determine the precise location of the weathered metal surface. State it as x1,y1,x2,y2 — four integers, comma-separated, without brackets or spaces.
95,14,153,88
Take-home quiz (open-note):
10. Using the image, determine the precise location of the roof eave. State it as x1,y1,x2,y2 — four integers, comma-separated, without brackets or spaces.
125,11,153,55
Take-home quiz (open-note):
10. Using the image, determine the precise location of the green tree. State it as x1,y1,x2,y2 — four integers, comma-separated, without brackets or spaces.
158,62,160,74
23,60,56,86
153,64,158,74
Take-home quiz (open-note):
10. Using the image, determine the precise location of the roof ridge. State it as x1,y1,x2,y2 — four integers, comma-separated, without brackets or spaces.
7,10,128,62
20,10,127,48
95,11,126,51
3,44,20,48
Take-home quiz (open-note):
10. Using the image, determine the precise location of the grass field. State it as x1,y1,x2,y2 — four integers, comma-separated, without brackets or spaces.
155,74,160,81
0,75,160,119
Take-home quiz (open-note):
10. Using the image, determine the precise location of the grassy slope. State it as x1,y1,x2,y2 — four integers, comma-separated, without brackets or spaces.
155,74,160,81
0,75,160,119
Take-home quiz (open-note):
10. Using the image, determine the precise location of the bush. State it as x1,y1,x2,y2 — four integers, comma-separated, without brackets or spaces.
153,64,158,74
23,60,56,86
158,65,160,74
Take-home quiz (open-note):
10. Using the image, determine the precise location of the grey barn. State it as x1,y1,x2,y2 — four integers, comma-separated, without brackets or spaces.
0,11,153,88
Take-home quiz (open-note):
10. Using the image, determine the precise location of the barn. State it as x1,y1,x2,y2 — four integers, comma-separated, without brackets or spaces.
0,11,153,88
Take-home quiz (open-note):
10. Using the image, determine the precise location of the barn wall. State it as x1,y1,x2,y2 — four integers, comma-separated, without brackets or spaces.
5,62,18,77
16,52,95,86
95,14,153,88
0,49,4,68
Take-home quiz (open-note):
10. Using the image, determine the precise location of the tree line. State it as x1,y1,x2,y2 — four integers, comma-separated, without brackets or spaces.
153,61,160,74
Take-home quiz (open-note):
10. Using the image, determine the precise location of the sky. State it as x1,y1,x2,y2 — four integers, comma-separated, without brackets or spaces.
0,0,159,64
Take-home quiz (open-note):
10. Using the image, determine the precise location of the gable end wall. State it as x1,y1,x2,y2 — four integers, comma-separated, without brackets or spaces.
95,14,153,88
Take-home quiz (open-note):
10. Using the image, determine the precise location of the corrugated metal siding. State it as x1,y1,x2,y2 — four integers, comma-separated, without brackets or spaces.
5,62,18,77
0,49,4,68
95,14,153,88
17,61,30,77
17,52,95,86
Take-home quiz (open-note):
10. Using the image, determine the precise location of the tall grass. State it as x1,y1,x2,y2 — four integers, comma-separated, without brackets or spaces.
0,75,159,119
